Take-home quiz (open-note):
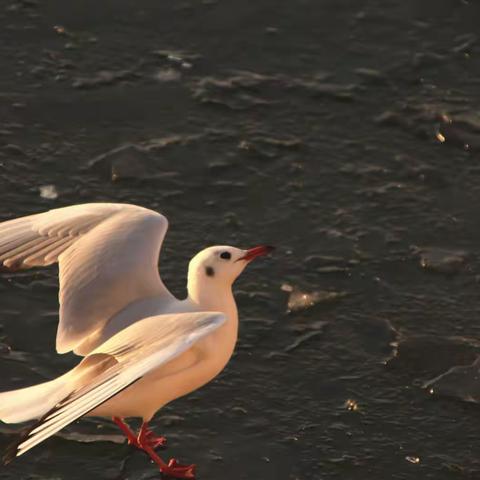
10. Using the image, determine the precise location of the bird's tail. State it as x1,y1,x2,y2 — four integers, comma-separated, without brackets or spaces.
0,353,117,425
0,373,71,424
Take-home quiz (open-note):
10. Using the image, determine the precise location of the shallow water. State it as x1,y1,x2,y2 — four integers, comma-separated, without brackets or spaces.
1,0,480,478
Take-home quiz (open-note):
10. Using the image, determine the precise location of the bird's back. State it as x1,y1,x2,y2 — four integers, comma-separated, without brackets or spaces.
76,296,198,355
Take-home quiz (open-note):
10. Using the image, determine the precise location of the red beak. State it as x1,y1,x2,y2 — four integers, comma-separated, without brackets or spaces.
237,245,275,262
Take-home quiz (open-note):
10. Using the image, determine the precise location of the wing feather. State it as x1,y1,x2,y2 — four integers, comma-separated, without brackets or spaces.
6,311,225,461
0,204,172,354
24,237,75,267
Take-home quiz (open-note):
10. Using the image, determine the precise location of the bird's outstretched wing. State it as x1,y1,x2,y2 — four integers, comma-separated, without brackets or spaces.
0,203,173,354
3,311,225,463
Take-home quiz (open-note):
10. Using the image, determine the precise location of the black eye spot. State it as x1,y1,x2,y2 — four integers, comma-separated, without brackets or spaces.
205,266,215,277
220,251,231,260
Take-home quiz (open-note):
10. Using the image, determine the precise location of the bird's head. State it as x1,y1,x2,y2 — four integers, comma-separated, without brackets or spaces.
187,245,274,290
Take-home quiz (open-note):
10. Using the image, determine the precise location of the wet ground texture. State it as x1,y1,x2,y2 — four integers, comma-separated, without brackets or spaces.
1,0,480,479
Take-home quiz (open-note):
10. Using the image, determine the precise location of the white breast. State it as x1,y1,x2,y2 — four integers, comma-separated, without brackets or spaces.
88,293,239,420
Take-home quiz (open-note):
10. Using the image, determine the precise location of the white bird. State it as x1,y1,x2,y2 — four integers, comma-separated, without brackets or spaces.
0,203,274,479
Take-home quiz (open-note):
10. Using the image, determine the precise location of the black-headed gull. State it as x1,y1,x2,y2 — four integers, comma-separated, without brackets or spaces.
0,203,274,479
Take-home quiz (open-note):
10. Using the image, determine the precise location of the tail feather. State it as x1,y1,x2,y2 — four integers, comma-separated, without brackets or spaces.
0,374,70,424
3,390,75,465
1,353,117,465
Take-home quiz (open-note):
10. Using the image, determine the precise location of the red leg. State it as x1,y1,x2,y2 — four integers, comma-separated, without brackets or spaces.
112,416,140,447
138,422,167,449
113,418,195,478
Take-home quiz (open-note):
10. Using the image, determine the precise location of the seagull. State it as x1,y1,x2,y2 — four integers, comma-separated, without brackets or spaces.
0,203,274,478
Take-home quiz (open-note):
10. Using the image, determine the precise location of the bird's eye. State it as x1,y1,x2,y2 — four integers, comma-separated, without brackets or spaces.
220,251,231,260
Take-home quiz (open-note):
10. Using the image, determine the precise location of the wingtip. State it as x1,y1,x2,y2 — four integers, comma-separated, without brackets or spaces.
1,420,39,466
0,263,20,273
2,438,21,466
1,398,72,466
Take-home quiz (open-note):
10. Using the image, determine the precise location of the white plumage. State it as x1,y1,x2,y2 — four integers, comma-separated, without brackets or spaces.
0,203,273,478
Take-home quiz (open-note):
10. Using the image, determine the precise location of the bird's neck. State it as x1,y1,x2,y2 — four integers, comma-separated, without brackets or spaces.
187,281,238,323
187,279,239,371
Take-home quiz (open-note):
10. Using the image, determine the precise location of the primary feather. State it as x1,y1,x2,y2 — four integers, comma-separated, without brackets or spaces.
2,311,224,462
0,203,172,354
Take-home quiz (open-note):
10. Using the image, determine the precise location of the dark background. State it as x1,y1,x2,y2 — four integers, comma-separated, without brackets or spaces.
1,0,480,479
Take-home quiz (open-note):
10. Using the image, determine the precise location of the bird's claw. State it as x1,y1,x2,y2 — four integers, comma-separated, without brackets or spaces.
113,418,193,478
161,458,196,479
144,431,167,449
136,425,167,450
127,437,139,447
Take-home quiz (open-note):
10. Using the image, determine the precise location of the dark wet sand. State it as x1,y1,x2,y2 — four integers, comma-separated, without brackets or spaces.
1,0,480,479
